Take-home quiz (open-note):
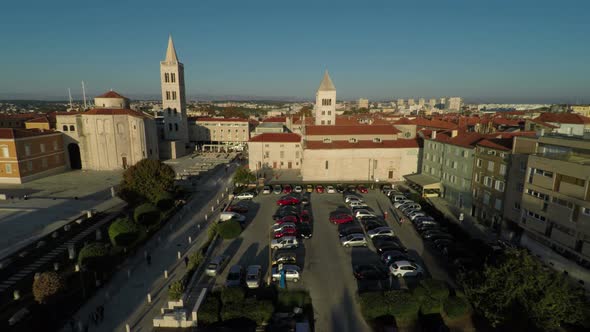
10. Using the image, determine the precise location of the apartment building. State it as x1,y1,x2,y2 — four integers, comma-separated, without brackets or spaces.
188,117,250,145
247,133,302,172
0,128,66,184
519,135,590,266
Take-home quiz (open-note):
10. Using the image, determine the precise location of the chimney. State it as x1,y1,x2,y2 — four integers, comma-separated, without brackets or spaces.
451,129,458,137
432,131,437,139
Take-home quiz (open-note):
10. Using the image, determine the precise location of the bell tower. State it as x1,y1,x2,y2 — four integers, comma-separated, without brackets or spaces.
160,35,188,142
314,71,337,125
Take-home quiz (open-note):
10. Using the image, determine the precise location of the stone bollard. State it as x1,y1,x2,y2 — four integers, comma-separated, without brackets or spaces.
52,232,58,239
147,293,152,303
216,199,220,205
34,272,41,280
177,251,181,260
95,229,102,241
126,324,131,332
68,246,76,260
221,193,224,198
164,270,168,279
188,236,192,244
211,206,214,212
204,214,208,221
13,290,20,300
53,262,59,271
75,264,80,272
111,186,116,198
197,224,201,231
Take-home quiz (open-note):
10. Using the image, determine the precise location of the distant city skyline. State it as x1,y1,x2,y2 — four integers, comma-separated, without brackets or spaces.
1,0,589,103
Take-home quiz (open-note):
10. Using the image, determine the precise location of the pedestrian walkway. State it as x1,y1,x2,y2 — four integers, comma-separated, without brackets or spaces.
61,163,238,332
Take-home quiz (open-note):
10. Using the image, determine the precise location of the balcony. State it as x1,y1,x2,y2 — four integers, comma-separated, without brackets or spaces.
546,203,573,222
558,181,586,200
550,228,576,249
521,195,545,211
531,175,554,190
525,217,547,234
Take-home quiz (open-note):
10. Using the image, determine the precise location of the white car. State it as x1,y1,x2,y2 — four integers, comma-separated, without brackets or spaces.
354,209,376,219
219,212,246,222
394,200,413,208
270,236,299,250
349,201,369,209
294,185,303,193
271,264,301,282
408,211,427,220
272,223,296,233
389,260,424,278
262,186,272,194
326,185,336,194
236,191,255,200
367,227,395,238
246,265,262,288
345,195,364,204
340,233,368,247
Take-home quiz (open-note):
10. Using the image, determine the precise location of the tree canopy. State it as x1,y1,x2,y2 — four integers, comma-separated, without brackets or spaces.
233,166,256,186
33,271,64,304
119,159,176,205
461,249,589,330
78,242,111,272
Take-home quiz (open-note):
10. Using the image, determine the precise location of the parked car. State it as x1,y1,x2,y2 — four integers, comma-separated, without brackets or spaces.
300,196,310,206
346,185,357,193
305,184,314,193
315,185,325,193
329,213,354,224
235,191,256,200
344,195,364,204
408,211,427,220
339,225,364,238
296,223,313,239
270,236,299,250
354,209,376,219
275,215,299,225
357,214,379,222
294,185,303,193
422,231,454,241
391,195,409,202
299,209,311,223
274,227,297,239
351,205,372,215
283,185,293,194
380,250,412,265
246,265,262,289
433,238,455,251
388,260,424,278
394,200,414,208
413,216,436,226
349,201,369,209
271,265,301,282
363,220,387,232
225,265,244,287
417,223,444,234
367,227,395,238
272,250,297,266
400,203,421,212
353,264,389,280
262,186,272,195
336,184,345,193
357,185,368,194
273,207,299,220
226,203,248,214
326,185,336,193
340,233,368,247
272,222,297,233
273,185,283,194
205,255,229,277
277,196,300,206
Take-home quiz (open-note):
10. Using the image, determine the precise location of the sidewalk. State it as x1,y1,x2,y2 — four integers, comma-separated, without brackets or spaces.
63,163,238,332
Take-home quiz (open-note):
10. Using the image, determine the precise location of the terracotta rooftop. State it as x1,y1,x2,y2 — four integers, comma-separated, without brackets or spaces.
306,124,400,136
249,133,301,143
84,108,150,119
432,131,486,149
527,118,559,128
96,90,127,99
477,138,514,151
190,117,249,122
0,128,60,139
262,117,287,123
306,139,421,150
535,113,590,125
0,113,40,120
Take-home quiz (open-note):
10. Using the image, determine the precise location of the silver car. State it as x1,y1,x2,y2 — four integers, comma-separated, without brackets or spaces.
262,186,272,194
367,227,395,238
246,265,262,289
340,233,368,247
205,255,229,277
271,264,301,282
270,236,299,250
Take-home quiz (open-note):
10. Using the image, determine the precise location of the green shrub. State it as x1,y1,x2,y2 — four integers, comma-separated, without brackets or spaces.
108,217,141,248
359,292,390,321
413,279,450,314
384,290,420,326
168,280,186,301
207,222,218,241
198,294,220,325
216,220,242,239
155,191,175,210
133,203,161,226
187,250,204,272
78,242,110,272
220,287,245,305
443,296,472,320
419,279,450,301
243,298,273,325
277,289,311,311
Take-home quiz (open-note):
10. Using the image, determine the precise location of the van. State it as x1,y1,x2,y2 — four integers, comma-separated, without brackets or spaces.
220,211,246,222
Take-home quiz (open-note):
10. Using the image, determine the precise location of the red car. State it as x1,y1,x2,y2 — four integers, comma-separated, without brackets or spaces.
283,185,293,194
227,204,248,213
330,213,354,224
277,196,300,206
276,215,299,225
300,210,311,223
315,185,325,193
357,185,368,194
274,226,297,238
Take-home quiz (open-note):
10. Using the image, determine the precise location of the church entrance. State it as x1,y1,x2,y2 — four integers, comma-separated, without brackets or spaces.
67,143,82,169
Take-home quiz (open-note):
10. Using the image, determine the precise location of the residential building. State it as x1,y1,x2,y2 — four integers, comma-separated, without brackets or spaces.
0,128,66,184
314,71,336,125
254,122,284,134
519,134,590,267
446,97,463,111
429,98,437,107
408,99,415,106
188,117,250,145
247,133,302,173
0,114,40,129
418,98,425,107
397,99,405,107
532,113,590,137
358,98,369,109
571,105,590,117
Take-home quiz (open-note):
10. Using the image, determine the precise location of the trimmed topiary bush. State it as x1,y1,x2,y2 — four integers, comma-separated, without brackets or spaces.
168,280,186,301
216,220,242,239
108,217,141,248
155,191,175,211
133,203,161,226
443,296,472,320
187,250,204,272
78,242,110,272
32,271,64,304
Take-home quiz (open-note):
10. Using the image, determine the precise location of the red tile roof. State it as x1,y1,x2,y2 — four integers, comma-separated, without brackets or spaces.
306,124,400,136
476,138,514,151
535,113,590,124
263,116,287,123
190,117,249,123
527,118,558,128
432,131,486,149
306,139,421,150
96,90,127,99
0,128,60,139
0,113,40,120
492,118,522,127
249,133,301,143
26,116,51,123
83,108,150,119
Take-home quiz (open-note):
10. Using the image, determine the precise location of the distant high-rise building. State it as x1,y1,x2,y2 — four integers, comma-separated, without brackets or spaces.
418,98,425,107
446,97,463,111
160,35,189,143
408,99,416,106
358,98,369,109
314,71,336,125
429,98,437,106
397,99,405,107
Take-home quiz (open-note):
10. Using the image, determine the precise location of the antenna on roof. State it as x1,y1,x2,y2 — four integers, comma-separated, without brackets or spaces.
82,81,87,110
68,88,73,111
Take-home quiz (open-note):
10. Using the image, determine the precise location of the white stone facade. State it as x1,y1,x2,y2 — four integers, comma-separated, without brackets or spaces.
314,71,337,125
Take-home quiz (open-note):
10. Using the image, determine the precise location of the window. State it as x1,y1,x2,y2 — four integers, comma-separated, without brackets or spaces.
389,170,394,179
40,143,45,153
327,111,332,115
487,161,494,172
1,146,8,158
174,123,178,131
41,158,47,168
53,141,58,151
519,161,526,171
534,168,553,178
164,73,169,83
295,151,300,158
561,175,585,187
323,138,332,143
168,123,172,131
62,125,68,131
452,161,458,169
166,91,171,100
462,150,469,158
171,73,176,83
264,151,269,158
483,192,490,204
525,209,546,222
280,151,284,158
525,188,549,201
325,160,329,169
27,161,33,171
172,91,177,100
483,176,492,187
582,207,590,216
349,138,358,143
321,111,325,115
327,120,332,124
494,198,502,211
69,125,75,131
476,159,482,168
5,164,12,174
321,120,325,125
373,138,382,143
494,180,505,192
552,197,573,209
499,164,507,175
24,144,31,156
322,98,332,106
264,144,269,148
514,202,521,211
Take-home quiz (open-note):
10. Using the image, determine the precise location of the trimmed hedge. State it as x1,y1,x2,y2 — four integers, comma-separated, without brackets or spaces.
216,220,242,239
221,287,245,305
199,294,220,325
168,280,186,301
359,290,421,326
108,217,141,248
443,296,472,320
277,289,311,311
77,242,110,272
155,191,175,211
133,203,161,226
413,279,450,315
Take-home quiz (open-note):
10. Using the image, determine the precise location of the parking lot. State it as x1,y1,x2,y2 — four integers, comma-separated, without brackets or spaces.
194,183,463,331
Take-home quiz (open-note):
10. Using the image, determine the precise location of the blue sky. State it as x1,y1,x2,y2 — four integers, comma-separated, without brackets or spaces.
1,0,589,103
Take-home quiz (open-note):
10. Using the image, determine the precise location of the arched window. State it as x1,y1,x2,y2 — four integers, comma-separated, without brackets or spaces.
62,125,68,131
69,125,75,131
